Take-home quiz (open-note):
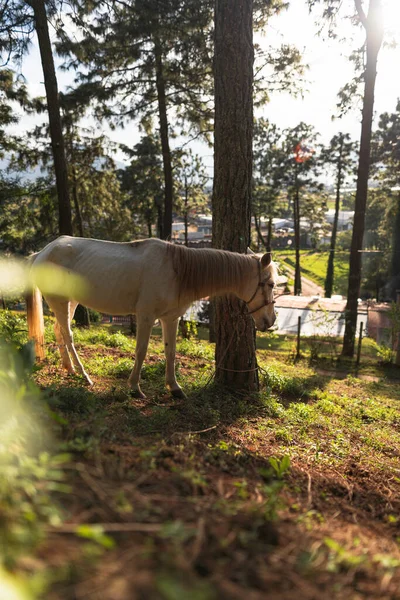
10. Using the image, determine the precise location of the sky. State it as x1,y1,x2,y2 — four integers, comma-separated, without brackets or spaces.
10,0,400,177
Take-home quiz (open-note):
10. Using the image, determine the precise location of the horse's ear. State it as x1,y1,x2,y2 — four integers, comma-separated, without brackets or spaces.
261,252,272,268
246,247,255,255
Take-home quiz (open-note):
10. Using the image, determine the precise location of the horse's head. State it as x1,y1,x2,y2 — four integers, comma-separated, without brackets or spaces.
245,250,277,332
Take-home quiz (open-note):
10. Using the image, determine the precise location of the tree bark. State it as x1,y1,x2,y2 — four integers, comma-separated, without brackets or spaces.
31,0,72,236
154,42,173,241
342,0,383,356
184,175,189,246
71,164,84,237
212,0,258,392
325,134,344,298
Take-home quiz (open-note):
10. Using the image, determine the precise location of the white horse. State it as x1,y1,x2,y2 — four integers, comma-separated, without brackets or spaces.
26,236,277,398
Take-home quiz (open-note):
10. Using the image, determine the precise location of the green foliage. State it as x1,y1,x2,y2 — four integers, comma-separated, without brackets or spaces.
281,250,349,295
0,310,28,347
174,149,209,243
305,308,342,361
259,455,291,520
0,342,68,581
262,363,322,399
0,176,58,254
268,454,291,479
324,537,368,572
376,342,394,365
118,134,164,237
73,327,135,351
179,317,198,340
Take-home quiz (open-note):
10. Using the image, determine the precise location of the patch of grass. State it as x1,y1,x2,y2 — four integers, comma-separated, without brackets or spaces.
73,327,135,351
177,337,214,360
260,361,325,401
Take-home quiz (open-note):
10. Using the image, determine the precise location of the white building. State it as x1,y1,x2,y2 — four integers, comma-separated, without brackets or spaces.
325,209,354,231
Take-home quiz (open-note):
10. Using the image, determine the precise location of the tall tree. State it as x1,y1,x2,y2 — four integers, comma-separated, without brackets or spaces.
29,0,72,235
58,0,303,241
58,0,214,241
309,0,385,354
371,101,400,300
342,0,384,356
0,0,73,236
212,0,258,392
281,124,321,295
320,133,357,297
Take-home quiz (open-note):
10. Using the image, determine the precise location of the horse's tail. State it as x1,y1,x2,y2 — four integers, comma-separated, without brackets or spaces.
25,254,46,360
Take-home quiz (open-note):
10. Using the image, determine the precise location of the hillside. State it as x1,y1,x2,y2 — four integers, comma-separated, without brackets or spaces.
3,315,400,600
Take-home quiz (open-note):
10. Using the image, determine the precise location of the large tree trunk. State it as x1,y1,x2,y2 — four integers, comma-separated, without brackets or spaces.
342,0,383,356
154,42,173,241
212,0,258,392
31,0,72,236
325,135,344,298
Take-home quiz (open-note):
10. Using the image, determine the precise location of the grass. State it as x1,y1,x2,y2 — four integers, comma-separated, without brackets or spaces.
275,249,350,295
3,319,400,599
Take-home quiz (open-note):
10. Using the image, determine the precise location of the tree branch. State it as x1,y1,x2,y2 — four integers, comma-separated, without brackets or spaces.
354,0,368,28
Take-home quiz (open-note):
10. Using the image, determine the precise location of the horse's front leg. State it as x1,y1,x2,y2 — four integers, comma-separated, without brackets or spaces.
161,318,186,399
128,315,154,398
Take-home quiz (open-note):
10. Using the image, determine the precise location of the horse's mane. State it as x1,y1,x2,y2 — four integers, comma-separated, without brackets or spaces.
166,243,276,301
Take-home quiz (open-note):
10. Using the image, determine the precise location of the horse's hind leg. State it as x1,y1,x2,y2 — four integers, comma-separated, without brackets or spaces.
48,297,93,386
54,319,74,373
53,300,79,373
128,314,154,398
161,318,186,399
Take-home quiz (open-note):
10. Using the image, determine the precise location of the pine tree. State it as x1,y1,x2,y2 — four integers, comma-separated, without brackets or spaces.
320,133,357,298
212,0,258,392
371,101,400,300
0,0,73,236
57,0,214,241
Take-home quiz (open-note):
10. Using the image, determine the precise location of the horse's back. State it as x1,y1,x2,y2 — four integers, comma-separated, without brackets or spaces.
33,236,176,315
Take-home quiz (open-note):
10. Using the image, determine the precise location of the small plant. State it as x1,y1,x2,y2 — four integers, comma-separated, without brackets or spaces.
179,317,198,339
259,455,291,521
268,455,291,479
376,342,394,365
305,308,341,362
324,537,368,572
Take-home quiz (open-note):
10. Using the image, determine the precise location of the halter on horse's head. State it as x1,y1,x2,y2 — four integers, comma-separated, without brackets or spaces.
245,251,277,332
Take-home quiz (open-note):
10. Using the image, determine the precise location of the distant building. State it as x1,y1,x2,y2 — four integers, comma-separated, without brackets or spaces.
325,209,354,231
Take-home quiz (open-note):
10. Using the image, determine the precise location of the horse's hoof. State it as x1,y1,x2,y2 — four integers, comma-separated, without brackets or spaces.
129,388,147,399
171,388,187,400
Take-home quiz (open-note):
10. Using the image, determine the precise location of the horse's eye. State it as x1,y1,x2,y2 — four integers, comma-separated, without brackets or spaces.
269,283,275,289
